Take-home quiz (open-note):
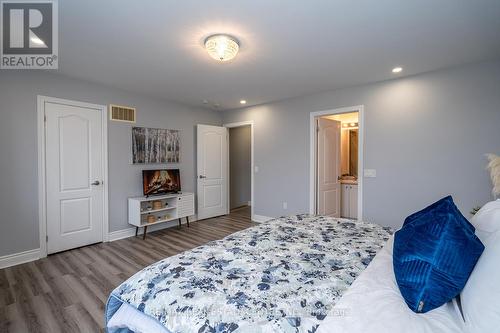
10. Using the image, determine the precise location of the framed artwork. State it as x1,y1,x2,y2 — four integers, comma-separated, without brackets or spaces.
132,127,180,164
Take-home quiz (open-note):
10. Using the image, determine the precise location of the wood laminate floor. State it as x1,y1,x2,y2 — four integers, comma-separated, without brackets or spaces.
0,208,255,333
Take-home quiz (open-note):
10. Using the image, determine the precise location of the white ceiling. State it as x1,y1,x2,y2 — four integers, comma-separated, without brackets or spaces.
57,0,500,110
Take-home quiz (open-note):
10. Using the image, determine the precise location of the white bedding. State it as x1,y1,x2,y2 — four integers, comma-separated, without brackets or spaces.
317,236,466,333
107,302,170,333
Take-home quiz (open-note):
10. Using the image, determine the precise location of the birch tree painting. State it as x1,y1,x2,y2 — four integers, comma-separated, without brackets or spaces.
132,127,180,164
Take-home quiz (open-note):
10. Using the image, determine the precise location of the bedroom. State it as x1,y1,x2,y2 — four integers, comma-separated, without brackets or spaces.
0,1,500,332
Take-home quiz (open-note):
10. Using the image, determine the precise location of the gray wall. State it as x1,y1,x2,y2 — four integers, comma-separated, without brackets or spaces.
222,60,500,228
0,71,221,256
229,126,251,209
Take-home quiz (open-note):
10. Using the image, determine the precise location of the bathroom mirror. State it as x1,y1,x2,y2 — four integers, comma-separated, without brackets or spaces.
348,129,358,177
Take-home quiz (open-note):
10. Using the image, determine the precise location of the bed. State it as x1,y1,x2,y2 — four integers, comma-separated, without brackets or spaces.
106,215,392,333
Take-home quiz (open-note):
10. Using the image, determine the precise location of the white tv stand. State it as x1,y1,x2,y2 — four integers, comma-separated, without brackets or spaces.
128,192,195,239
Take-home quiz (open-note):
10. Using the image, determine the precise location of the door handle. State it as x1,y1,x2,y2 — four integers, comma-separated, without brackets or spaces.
91,180,101,186
199,175,207,179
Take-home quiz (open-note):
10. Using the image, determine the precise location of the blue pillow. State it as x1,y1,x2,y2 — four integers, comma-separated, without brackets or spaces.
393,197,484,313
403,195,475,233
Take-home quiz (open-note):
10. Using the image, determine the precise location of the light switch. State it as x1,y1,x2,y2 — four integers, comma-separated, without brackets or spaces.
364,169,377,178
254,166,259,173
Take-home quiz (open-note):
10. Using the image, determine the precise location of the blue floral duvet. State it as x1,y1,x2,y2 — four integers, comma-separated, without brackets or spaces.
106,215,392,333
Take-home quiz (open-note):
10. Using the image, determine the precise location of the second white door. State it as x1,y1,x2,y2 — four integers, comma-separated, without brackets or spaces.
197,124,228,220
317,118,341,217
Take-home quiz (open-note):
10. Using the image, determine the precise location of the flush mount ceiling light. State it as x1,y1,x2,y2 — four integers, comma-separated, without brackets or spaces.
392,66,403,73
205,34,240,62
240,100,247,104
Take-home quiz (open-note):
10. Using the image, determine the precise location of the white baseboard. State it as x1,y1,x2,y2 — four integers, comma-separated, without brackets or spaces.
107,228,136,242
0,216,199,269
0,248,41,269
108,215,198,242
252,214,274,223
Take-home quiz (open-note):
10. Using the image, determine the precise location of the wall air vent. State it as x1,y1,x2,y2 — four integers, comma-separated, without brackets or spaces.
109,104,136,123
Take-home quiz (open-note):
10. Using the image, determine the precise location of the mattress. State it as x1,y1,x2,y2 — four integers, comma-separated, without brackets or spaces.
106,215,392,333
316,236,466,333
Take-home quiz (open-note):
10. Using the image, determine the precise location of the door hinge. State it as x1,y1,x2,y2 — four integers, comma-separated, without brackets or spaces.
44,114,47,122
46,235,48,242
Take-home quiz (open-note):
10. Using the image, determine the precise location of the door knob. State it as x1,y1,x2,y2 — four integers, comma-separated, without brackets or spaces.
91,180,101,186
199,175,207,179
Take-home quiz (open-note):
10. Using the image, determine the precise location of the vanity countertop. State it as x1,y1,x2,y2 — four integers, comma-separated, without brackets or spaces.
340,179,358,185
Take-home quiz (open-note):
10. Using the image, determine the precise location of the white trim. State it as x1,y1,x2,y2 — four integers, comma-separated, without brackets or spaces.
37,96,109,257
223,121,255,222
108,215,198,241
0,248,41,269
252,214,274,223
37,97,47,258
309,105,364,221
108,228,136,242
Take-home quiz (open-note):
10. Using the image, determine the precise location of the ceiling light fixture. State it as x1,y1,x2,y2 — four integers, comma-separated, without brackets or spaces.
240,100,247,104
392,66,403,73
342,122,358,129
205,34,239,62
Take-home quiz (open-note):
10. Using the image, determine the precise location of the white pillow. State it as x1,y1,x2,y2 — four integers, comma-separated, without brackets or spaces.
460,229,500,333
470,199,500,242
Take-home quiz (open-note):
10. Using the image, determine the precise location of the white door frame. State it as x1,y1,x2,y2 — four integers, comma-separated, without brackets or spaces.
309,105,364,220
37,95,109,258
223,121,255,221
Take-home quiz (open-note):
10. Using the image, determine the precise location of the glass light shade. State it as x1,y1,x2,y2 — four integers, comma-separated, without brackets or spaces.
205,34,239,62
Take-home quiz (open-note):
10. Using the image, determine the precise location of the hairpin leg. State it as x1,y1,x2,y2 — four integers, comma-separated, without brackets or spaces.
186,216,190,227
143,225,147,240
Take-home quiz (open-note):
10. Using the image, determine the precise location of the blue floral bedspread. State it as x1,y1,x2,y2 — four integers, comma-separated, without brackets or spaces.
106,215,392,333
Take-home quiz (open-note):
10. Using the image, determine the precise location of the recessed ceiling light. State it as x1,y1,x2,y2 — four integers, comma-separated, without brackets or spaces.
392,67,403,73
240,100,247,104
205,34,239,62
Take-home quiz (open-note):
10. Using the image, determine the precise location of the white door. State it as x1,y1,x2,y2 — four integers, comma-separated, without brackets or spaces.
45,100,105,254
317,118,341,217
197,124,228,220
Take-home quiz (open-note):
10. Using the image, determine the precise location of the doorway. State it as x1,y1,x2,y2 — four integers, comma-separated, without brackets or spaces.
37,96,109,257
225,121,254,220
228,124,252,218
309,106,364,220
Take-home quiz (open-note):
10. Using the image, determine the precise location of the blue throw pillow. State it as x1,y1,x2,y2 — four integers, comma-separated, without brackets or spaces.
403,195,475,233
394,197,484,313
